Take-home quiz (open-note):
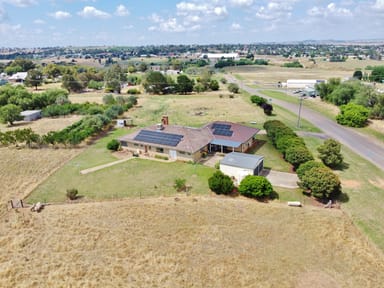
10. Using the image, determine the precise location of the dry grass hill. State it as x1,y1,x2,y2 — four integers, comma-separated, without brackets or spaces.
1,196,383,288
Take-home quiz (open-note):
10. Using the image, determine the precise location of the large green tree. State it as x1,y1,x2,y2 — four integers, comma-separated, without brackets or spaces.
25,69,43,90
176,74,194,94
300,167,341,200
317,139,344,168
370,66,384,83
142,71,168,94
104,64,126,93
0,104,22,125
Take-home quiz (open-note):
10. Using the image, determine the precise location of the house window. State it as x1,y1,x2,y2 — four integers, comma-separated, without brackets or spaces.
121,141,128,147
134,143,139,147
179,151,186,155
156,147,164,153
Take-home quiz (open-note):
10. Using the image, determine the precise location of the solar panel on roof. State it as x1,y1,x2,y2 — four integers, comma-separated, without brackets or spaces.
134,130,183,147
213,129,233,136
212,123,231,130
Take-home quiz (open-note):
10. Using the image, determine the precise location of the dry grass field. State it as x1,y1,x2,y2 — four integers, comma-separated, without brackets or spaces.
0,115,82,135
228,56,384,87
0,148,82,204
1,196,384,288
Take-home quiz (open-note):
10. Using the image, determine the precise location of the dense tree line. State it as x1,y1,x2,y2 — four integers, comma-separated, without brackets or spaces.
316,78,384,125
263,120,313,169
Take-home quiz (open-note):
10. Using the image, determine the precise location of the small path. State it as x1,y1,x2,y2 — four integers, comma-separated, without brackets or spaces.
80,157,133,174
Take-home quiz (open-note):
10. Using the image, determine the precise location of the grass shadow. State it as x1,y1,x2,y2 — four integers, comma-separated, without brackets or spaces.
333,161,350,171
337,191,349,203
248,139,267,154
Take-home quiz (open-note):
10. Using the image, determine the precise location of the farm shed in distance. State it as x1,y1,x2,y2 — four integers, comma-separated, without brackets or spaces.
20,110,42,121
284,79,325,89
220,152,264,185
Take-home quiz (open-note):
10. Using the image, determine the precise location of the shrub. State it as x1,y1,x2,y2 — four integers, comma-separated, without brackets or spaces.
299,167,341,200
174,178,187,192
103,94,116,105
127,88,141,95
317,139,344,168
296,160,326,180
66,188,78,200
275,135,304,156
107,139,120,151
238,175,273,198
208,171,234,195
261,103,273,115
336,103,369,127
250,95,267,106
227,83,239,93
285,145,314,169
155,154,168,160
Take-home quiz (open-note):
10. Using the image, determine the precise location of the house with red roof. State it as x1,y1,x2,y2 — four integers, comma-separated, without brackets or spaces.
118,116,259,162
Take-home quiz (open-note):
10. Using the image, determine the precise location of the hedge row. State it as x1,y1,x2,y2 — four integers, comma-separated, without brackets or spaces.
263,120,313,169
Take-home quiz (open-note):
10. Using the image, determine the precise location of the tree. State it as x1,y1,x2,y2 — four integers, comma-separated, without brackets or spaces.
43,63,62,79
353,70,363,80
142,71,168,94
336,103,369,127
369,66,384,83
61,72,84,92
208,171,234,195
317,139,344,168
285,145,314,169
104,64,125,93
228,83,239,93
296,160,326,180
0,104,22,125
238,175,273,198
176,74,194,94
300,167,341,200
209,79,219,91
25,69,43,90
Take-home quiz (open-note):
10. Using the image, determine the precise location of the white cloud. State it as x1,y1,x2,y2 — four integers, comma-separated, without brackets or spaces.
50,11,71,20
78,6,110,19
307,2,352,18
3,0,37,8
115,4,129,16
0,23,21,34
255,1,294,21
148,13,200,32
33,19,45,24
373,0,384,10
0,7,7,22
231,22,242,30
230,0,254,7
176,1,228,19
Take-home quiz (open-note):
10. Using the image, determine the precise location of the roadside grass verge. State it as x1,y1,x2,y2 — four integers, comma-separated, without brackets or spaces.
259,90,384,142
303,136,384,251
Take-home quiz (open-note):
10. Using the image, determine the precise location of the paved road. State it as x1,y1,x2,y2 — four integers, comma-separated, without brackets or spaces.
227,76,384,171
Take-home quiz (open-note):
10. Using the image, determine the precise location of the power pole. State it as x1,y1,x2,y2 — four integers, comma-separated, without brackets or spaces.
297,95,304,128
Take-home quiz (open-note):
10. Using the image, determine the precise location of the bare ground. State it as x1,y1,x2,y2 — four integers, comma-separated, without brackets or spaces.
1,196,383,288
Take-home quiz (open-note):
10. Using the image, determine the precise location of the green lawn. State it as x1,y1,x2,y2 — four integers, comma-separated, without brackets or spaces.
27,156,215,203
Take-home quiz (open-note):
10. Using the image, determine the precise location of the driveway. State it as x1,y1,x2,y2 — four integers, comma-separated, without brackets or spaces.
227,75,384,171
261,169,299,189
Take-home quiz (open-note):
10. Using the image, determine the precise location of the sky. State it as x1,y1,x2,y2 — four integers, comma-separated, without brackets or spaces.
0,0,384,47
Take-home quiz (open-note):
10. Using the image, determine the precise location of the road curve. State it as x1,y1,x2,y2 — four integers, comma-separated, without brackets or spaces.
227,76,384,171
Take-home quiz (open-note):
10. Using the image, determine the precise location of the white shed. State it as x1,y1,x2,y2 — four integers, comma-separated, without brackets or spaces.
220,152,264,185
20,110,42,121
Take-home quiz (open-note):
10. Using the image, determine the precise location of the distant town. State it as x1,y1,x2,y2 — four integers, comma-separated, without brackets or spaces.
0,41,383,61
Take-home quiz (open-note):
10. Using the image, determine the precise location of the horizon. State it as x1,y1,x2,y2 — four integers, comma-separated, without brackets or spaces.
1,1,384,48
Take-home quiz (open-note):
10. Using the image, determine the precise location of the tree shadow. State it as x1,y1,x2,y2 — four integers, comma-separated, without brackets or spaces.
333,161,350,171
337,191,349,203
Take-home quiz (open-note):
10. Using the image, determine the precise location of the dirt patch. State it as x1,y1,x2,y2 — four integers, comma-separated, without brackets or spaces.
368,178,384,189
296,271,341,288
341,179,362,189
